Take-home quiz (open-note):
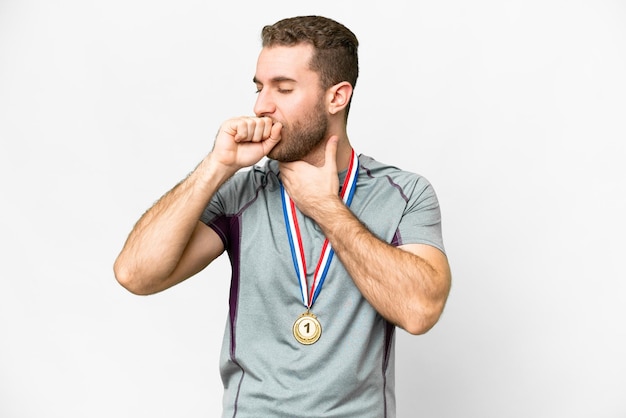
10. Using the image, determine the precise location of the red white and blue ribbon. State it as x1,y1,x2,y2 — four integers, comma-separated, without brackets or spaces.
280,149,359,309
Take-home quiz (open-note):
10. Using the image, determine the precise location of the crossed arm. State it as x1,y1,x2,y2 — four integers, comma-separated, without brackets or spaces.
279,138,451,335
302,199,450,335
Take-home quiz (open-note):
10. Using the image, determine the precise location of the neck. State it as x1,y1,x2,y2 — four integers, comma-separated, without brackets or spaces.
303,135,352,170
335,139,354,171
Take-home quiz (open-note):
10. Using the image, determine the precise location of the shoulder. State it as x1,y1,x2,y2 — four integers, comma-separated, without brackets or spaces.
227,158,280,187
357,154,435,202
202,159,280,223
217,158,281,199
358,154,425,181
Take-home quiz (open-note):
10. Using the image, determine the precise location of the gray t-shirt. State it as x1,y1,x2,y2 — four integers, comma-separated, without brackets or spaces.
201,154,444,417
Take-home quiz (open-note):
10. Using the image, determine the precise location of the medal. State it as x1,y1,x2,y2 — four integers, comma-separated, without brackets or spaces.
281,149,359,345
292,311,322,345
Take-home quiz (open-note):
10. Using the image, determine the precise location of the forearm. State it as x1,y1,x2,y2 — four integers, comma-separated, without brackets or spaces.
314,199,451,334
113,154,233,293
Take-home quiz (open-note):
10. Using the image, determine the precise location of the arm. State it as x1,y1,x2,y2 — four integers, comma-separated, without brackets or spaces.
279,138,451,334
113,117,282,295
306,200,450,335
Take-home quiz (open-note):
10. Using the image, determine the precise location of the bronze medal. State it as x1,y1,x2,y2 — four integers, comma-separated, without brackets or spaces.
293,311,322,345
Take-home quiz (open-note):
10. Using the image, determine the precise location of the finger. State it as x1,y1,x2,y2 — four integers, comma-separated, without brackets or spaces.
269,121,282,142
262,122,283,154
278,160,295,173
249,117,277,142
232,119,250,142
237,117,265,142
222,118,241,138
324,135,339,169
251,118,266,142
261,117,274,140
277,162,296,192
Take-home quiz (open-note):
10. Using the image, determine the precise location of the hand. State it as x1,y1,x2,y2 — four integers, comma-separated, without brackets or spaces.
210,116,282,171
279,136,341,218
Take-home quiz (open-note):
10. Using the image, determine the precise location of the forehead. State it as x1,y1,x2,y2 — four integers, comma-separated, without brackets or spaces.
254,44,317,84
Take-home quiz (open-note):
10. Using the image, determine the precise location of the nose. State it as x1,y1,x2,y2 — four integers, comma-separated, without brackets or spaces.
253,89,275,117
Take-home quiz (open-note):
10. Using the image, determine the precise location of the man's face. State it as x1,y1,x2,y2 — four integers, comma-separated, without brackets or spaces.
253,44,328,162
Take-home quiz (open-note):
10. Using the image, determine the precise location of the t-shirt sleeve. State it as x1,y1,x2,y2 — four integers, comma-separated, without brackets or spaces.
199,171,246,226
200,190,225,226
395,175,445,253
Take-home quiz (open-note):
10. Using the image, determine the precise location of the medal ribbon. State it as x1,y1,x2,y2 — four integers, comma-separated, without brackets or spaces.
280,150,359,309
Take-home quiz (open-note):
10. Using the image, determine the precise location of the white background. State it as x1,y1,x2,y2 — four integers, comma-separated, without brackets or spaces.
1,1,625,417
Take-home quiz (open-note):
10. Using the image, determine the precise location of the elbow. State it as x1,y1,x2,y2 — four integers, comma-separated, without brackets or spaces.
113,259,153,296
402,314,440,336
403,269,452,335
401,299,448,336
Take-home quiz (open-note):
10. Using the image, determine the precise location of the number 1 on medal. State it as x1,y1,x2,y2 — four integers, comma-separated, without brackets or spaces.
293,312,322,345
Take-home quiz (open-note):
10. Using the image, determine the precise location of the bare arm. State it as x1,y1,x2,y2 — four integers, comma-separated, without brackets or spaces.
304,199,450,335
113,159,231,295
114,117,282,295
279,137,451,334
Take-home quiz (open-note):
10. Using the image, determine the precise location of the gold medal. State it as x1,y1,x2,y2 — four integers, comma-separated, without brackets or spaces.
283,150,359,346
292,311,322,345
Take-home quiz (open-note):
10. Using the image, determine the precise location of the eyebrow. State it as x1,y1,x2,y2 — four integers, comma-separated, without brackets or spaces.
253,76,297,85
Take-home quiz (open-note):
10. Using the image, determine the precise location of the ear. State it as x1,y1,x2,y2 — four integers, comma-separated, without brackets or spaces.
326,81,353,115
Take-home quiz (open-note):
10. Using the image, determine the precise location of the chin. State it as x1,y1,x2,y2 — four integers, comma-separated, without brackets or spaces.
268,131,326,163
267,144,300,163
268,152,299,163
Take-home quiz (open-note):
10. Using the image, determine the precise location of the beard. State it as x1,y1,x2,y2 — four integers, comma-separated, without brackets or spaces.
267,100,328,162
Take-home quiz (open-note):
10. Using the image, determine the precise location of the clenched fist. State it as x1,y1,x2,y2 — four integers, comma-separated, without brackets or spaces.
210,116,283,171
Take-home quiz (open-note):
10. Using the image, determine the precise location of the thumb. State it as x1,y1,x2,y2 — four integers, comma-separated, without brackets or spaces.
262,122,282,154
324,135,339,169
269,121,283,142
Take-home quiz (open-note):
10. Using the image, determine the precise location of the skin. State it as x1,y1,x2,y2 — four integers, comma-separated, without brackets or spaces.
114,43,451,335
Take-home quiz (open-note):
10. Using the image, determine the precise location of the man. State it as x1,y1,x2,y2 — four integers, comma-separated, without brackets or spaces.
114,15,451,417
